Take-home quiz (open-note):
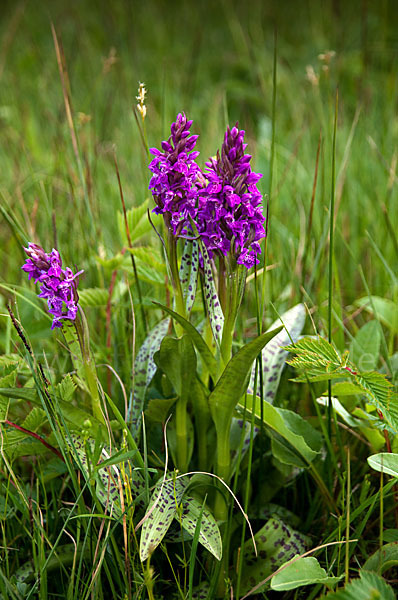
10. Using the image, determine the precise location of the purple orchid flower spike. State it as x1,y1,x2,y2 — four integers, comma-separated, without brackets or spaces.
197,124,266,268
22,243,83,329
148,112,201,236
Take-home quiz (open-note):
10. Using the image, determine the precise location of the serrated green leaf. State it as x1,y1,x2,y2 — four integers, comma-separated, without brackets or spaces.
0,386,105,437
57,374,76,402
176,495,222,560
319,569,395,599
0,364,18,388
287,337,398,432
0,395,9,420
21,406,46,431
117,198,154,246
140,476,188,561
271,556,342,591
96,253,126,271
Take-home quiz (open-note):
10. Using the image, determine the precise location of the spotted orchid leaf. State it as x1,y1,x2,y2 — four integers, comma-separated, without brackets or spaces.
248,303,306,403
67,434,145,518
238,517,308,595
179,239,199,314
140,475,188,561
176,494,222,560
229,417,259,476
128,318,169,436
200,242,224,347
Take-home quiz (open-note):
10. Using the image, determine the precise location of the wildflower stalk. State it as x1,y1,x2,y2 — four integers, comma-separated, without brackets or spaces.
74,310,104,424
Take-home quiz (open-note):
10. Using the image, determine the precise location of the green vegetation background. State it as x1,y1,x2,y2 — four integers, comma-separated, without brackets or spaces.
1,0,397,316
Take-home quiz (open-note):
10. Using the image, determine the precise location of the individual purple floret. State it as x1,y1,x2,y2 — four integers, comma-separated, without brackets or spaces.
197,124,265,268
22,243,83,329
148,112,201,236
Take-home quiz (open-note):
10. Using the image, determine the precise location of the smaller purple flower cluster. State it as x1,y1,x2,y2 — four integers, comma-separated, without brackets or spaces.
22,243,82,329
149,113,201,236
148,114,266,268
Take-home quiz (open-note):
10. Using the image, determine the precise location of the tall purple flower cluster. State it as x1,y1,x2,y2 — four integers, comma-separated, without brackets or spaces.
148,113,201,236
148,115,266,268
22,243,82,329
197,125,265,268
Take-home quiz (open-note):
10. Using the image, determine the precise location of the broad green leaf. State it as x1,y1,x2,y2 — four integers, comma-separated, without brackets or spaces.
179,239,199,314
209,327,283,435
152,302,218,380
350,321,382,371
319,569,395,599
128,318,169,436
356,296,398,333
145,397,177,423
248,303,306,403
363,542,398,574
329,382,364,396
271,556,341,591
367,452,398,477
200,242,224,346
140,476,188,561
78,288,109,307
238,397,320,467
156,335,196,399
176,495,222,560
238,517,308,595
383,529,398,542
317,396,364,428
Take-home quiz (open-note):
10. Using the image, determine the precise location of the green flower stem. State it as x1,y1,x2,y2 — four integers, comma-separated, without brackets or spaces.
175,397,188,473
74,311,104,424
167,229,186,335
219,264,246,369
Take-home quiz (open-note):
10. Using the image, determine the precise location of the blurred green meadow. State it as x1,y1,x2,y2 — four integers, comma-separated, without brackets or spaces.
0,1,397,598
